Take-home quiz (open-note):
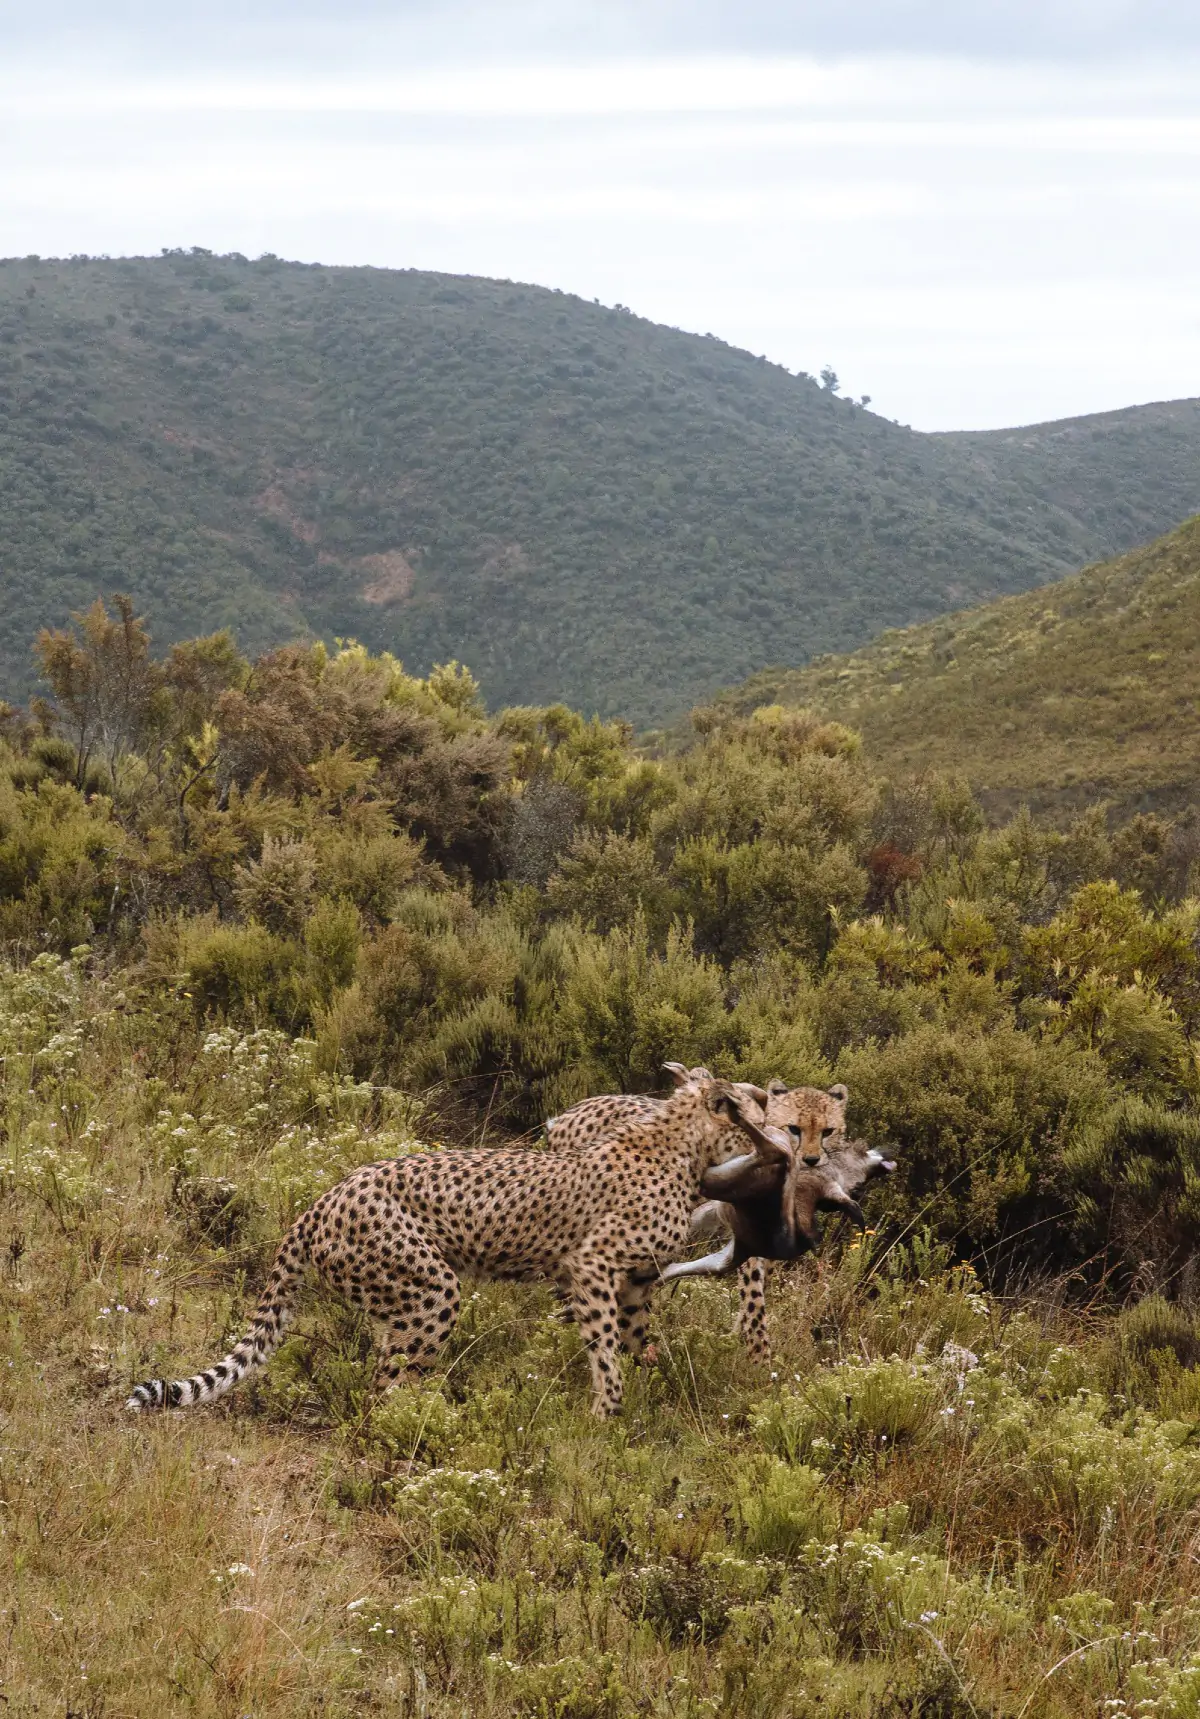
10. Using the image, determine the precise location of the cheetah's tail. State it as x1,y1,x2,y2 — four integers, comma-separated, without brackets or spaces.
126,1225,308,1412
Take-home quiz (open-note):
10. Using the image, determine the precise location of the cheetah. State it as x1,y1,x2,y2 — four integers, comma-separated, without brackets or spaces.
126,1079,786,1420
662,1136,896,1363
548,1075,855,1361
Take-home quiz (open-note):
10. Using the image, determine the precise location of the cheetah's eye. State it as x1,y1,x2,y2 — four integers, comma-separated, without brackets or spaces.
821,1127,835,1138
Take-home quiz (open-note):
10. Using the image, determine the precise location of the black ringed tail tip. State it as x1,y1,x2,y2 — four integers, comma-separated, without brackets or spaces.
126,1379,166,1411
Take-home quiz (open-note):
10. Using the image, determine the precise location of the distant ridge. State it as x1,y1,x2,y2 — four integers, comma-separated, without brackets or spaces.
714,515,1200,820
2,250,1199,724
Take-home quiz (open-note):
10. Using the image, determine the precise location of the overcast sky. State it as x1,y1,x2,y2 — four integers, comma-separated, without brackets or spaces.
3,1,1199,430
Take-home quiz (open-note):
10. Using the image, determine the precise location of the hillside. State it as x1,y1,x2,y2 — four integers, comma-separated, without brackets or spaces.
716,514,1200,818
3,250,1200,724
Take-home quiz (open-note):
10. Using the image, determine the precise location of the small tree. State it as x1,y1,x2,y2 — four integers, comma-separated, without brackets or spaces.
819,365,840,394
36,594,161,787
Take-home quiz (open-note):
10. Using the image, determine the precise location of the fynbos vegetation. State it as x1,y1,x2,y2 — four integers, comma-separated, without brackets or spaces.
6,598,1200,1713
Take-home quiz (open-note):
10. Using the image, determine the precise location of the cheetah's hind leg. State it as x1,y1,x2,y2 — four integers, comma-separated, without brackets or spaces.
567,1252,625,1417
366,1237,462,1393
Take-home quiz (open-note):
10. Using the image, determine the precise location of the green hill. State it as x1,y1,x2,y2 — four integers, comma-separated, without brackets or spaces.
3,248,1200,724
716,514,1200,818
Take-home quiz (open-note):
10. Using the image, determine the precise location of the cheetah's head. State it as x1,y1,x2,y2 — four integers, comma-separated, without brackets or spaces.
764,1081,849,1168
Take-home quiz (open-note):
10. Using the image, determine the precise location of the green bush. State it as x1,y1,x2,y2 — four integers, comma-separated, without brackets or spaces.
561,914,731,1094
1116,1294,1200,1369
5,603,1200,1293
179,917,305,1023
736,1459,837,1558
233,835,316,935
839,1022,1112,1257
1061,1100,1200,1289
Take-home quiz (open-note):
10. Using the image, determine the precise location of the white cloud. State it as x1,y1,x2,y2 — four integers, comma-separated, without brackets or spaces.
3,43,1199,430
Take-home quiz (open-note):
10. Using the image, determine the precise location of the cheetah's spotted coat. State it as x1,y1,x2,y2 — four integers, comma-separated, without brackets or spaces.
127,1079,777,1418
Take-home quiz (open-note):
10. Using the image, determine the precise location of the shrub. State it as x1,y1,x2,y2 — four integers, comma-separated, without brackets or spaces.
491,1655,627,1719
503,775,581,888
1060,1099,1200,1290
736,1458,837,1558
838,1022,1112,1260
233,836,316,936
177,917,305,1024
1116,1294,1200,1369
562,914,731,1094
303,897,361,1006
313,829,423,924
545,829,673,939
321,892,529,1084
670,834,865,966
753,1358,947,1470
619,1554,771,1645
0,775,132,947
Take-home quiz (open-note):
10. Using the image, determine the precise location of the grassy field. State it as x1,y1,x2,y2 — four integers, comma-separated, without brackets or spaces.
7,959,1200,1717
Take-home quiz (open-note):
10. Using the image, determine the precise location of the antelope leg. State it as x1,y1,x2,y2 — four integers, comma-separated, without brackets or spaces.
688,1199,732,1239
659,1238,738,1283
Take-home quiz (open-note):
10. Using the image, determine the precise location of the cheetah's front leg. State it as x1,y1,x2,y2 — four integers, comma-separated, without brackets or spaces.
616,1269,659,1363
568,1252,625,1416
735,1259,772,1364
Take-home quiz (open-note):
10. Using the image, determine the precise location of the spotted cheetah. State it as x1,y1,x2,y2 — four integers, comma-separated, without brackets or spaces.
542,1062,704,1154
126,1079,784,1419
548,1076,853,1360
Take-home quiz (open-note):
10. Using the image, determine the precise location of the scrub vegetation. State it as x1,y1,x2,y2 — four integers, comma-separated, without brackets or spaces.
6,600,1200,1713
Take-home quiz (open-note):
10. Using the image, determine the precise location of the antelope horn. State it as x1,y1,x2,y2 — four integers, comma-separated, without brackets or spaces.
662,1062,692,1087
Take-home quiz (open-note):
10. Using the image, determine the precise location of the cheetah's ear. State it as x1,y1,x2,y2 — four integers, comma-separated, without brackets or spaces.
827,1083,849,1105
767,1078,789,1098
